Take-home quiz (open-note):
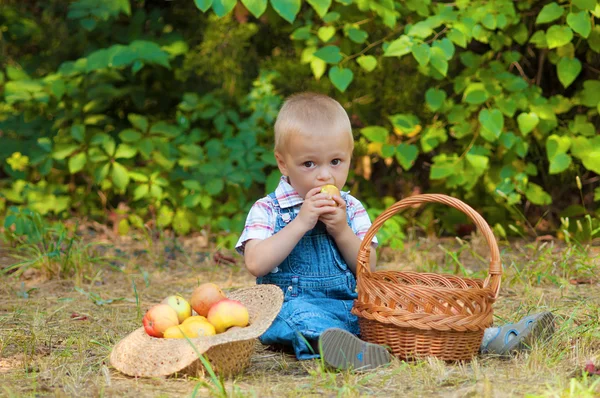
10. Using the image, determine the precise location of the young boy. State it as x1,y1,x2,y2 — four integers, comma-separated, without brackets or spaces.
236,92,555,370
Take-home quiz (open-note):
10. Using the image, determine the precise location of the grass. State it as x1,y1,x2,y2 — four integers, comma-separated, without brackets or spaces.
0,228,599,397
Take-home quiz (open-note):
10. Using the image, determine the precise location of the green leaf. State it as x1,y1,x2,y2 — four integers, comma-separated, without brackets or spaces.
588,26,600,52
429,47,448,76
433,38,455,60
356,55,377,72
425,88,446,111
389,113,420,134
348,28,368,44
517,112,539,135
546,25,574,49
71,124,85,143
495,96,517,117
572,0,596,10
128,114,148,132
270,0,301,23
549,153,572,174
546,134,571,158
466,153,489,172
313,45,342,64
580,80,600,107
212,0,237,16
114,144,138,159
411,43,430,67
395,144,418,170
525,183,552,205
318,26,336,42
536,2,564,24
133,184,149,201
52,145,79,160
447,29,467,48
173,209,192,235
557,57,582,88
111,162,130,190
311,58,326,79
408,21,433,38
68,152,87,174
329,66,353,92
430,160,455,179
157,206,173,228
360,126,388,143
119,129,142,142
149,122,181,137
463,83,488,105
241,0,267,17
478,108,504,141
306,0,331,18
205,178,224,195
384,35,412,57
567,11,592,38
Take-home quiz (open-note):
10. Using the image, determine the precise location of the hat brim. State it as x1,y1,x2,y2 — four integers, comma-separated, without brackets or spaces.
110,284,283,377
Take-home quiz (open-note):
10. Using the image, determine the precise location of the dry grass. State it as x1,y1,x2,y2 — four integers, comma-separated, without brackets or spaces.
1,231,599,397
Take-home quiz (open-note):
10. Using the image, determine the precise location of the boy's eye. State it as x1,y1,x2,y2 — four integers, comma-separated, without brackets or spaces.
331,159,341,166
303,161,315,168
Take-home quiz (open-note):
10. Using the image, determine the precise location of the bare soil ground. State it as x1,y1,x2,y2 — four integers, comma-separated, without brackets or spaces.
1,232,599,397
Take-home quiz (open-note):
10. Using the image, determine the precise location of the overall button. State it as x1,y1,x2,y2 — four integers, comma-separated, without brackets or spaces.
287,286,293,292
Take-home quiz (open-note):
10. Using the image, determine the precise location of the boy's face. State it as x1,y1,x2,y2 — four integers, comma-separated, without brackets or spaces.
275,130,353,199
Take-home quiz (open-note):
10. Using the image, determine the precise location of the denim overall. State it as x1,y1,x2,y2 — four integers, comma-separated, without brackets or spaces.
257,193,360,360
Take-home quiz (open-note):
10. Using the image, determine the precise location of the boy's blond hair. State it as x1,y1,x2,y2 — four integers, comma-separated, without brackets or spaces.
274,92,353,153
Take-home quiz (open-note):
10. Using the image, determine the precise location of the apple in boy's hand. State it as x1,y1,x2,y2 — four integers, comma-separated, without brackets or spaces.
190,283,227,317
320,184,340,199
207,299,249,333
161,295,192,323
142,304,179,337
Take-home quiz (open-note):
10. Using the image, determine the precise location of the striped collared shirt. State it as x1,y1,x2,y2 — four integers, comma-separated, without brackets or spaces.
236,176,378,254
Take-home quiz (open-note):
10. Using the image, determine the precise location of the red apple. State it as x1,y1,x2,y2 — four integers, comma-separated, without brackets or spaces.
207,299,249,333
162,295,192,323
142,304,179,338
190,283,227,317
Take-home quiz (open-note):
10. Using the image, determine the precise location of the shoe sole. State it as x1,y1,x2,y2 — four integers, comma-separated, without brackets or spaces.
503,311,556,355
319,328,391,371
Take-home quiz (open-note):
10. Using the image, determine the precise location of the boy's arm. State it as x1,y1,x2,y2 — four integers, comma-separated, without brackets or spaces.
243,218,307,277
244,188,338,277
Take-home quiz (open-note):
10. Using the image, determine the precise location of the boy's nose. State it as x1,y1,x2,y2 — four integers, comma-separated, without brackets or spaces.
317,168,332,180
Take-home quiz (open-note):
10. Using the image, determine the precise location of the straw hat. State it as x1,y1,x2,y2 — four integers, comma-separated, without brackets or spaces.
110,284,283,377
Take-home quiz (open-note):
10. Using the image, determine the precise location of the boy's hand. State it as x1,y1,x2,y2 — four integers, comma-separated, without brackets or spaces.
295,187,337,232
319,194,348,238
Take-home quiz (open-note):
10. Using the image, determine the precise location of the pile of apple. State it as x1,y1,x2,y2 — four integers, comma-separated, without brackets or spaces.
142,282,249,339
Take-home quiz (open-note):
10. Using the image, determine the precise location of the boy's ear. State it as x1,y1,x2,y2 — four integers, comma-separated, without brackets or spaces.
275,152,288,176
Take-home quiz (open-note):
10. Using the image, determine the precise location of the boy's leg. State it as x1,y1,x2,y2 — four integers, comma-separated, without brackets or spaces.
318,328,391,371
480,311,556,356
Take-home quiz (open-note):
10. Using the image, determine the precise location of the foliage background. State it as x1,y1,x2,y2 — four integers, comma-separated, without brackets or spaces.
1,0,599,248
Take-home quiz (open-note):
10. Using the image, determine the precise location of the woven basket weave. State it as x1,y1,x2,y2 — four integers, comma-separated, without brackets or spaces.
351,194,502,361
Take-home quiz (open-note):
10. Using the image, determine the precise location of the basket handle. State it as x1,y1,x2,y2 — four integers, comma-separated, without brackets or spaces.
356,194,502,298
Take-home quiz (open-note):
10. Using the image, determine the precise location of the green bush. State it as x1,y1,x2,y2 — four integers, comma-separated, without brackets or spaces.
0,0,599,248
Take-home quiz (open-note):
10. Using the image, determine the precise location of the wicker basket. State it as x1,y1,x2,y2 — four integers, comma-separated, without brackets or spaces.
351,194,502,361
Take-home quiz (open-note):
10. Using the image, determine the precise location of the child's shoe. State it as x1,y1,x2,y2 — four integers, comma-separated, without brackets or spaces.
480,311,556,357
318,328,391,371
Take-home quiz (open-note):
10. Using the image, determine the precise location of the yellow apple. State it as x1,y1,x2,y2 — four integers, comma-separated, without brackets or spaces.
320,184,340,199
182,319,216,337
207,299,249,333
161,295,192,323
163,325,186,339
182,315,208,325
